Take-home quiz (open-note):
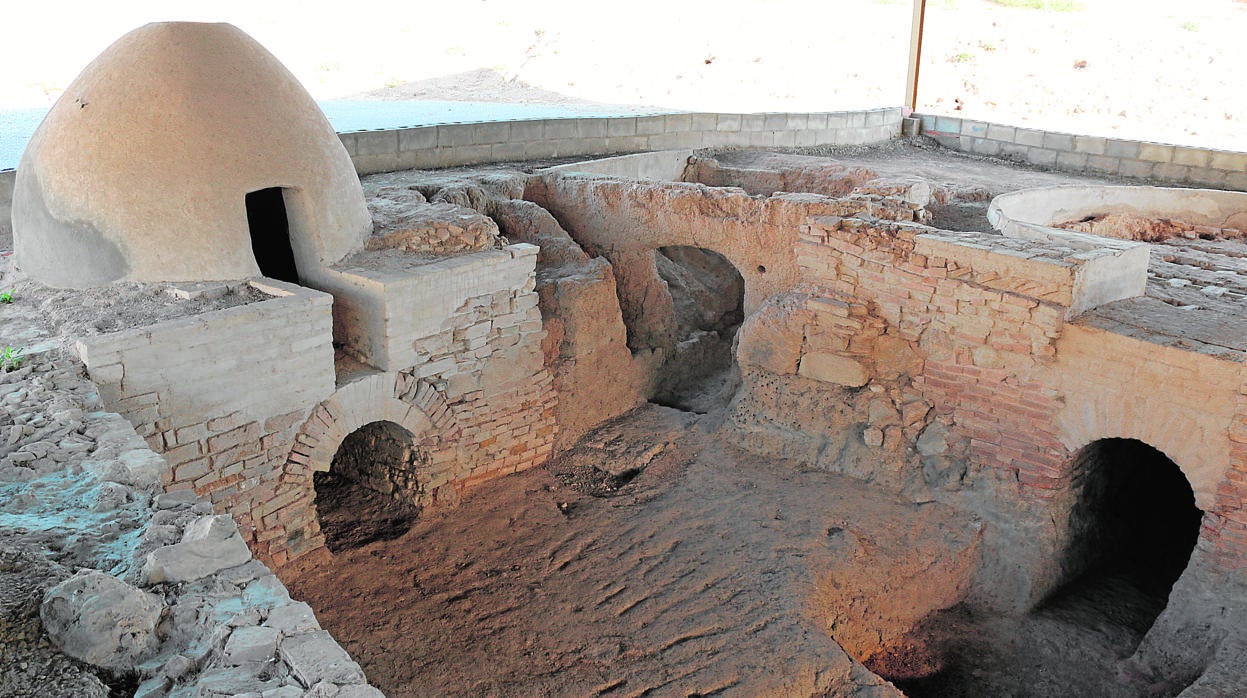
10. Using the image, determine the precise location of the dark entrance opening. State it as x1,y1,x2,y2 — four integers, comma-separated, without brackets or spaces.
881,438,1204,697
649,246,745,413
313,421,424,553
246,187,300,283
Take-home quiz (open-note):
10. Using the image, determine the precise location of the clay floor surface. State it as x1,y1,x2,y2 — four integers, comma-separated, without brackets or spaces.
284,405,979,697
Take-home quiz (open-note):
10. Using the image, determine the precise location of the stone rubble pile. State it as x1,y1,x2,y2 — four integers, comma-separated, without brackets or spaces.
0,354,382,697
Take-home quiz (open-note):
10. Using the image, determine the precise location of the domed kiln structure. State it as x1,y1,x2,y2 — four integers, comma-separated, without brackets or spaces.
12,22,371,288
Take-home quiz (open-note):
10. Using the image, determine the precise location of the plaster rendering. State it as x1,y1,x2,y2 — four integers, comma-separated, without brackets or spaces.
11,22,370,288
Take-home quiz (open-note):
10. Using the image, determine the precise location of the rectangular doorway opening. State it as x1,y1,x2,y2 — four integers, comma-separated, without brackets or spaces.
246,187,300,284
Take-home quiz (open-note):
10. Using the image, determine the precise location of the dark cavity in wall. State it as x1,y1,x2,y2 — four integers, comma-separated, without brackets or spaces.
883,438,1204,697
246,187,300,284
313,420,424,553
650,246,744,414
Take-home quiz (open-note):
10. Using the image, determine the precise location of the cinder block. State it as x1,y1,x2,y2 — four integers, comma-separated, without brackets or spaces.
577,118,609,138
508,120,546,142
1104,139,1141,159
848,112,867,128
665,113,694,132
490,142,526,162
1086,155,1121,173
1152,162,1192,181
1056,151,1088,170
690,113,718,131
336,132,357,157
542,119,579,140
397,126,436,152
825,113,851,130
436,123,476,148
607,117,636,137
1027,147,1058,166
1014,128,1044,148
864,110,885,127
1188,167,1226,187
986,124,1015,142
1225,171,1247,191
605,135,648,153
773,130,797,147
1074,136,1106,155
353,129,398,157
1118,159,1154,179
1210,150,1247,172
960,120,988,138
740,113,766,131
635,115,666,135
794,129,818,147
1138,143,1175,163
805,113,828,130
932,115,961,134
716,113,742,131
963,136,1001,157
475,121,511,145
1042,132,1075,151
1172,146,1210,168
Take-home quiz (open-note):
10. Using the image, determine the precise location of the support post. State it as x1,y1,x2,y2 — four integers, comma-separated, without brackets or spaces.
905,0,928,114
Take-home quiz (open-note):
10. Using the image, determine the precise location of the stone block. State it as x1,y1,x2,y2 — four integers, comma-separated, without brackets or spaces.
41,571,164,671
279,630,366,687
263,600,319,638
142,515,253,583
475,121,511,144
797,352,869,387
1056,151,1088,170
932,115,961,135
224,626,280,665
635,115,666,135
986,124,1015,142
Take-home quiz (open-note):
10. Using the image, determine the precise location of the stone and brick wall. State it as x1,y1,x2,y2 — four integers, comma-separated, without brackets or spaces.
73,280,336,560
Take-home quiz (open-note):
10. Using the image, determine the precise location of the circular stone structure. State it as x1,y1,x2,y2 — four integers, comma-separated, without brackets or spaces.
988,185,1247,241
12,22,371,288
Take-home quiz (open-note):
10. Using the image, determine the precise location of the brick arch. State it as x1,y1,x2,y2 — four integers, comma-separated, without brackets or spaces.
289,371,460,475
1053,396,1228,511
259,371,463,565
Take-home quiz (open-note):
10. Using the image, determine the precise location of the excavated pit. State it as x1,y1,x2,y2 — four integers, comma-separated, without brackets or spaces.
273,144,1247,696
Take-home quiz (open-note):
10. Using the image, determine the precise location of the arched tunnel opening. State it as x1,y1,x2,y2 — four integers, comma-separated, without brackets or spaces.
649,246,745,413
1049,438,1203,625
886,438,1204,697
313,420,424,553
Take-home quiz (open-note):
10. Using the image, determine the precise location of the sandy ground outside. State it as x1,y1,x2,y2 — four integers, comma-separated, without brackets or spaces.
3,0,1246,150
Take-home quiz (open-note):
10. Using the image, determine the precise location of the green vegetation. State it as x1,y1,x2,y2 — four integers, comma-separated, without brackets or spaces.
1,346,23,373
1182,21,1200,32
0,290,13,303
989,0,1085,11
949,52,976,63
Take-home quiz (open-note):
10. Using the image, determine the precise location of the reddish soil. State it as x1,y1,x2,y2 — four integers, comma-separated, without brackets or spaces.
281,405,978,697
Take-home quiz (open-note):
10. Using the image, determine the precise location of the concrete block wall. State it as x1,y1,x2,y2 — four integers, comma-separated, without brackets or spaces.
918,113,1247,190
74,279,337,553
341,109,902,175
0,168,14,237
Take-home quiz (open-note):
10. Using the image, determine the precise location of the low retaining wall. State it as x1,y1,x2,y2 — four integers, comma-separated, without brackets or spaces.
917,113,1247,191
341,109,902,175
